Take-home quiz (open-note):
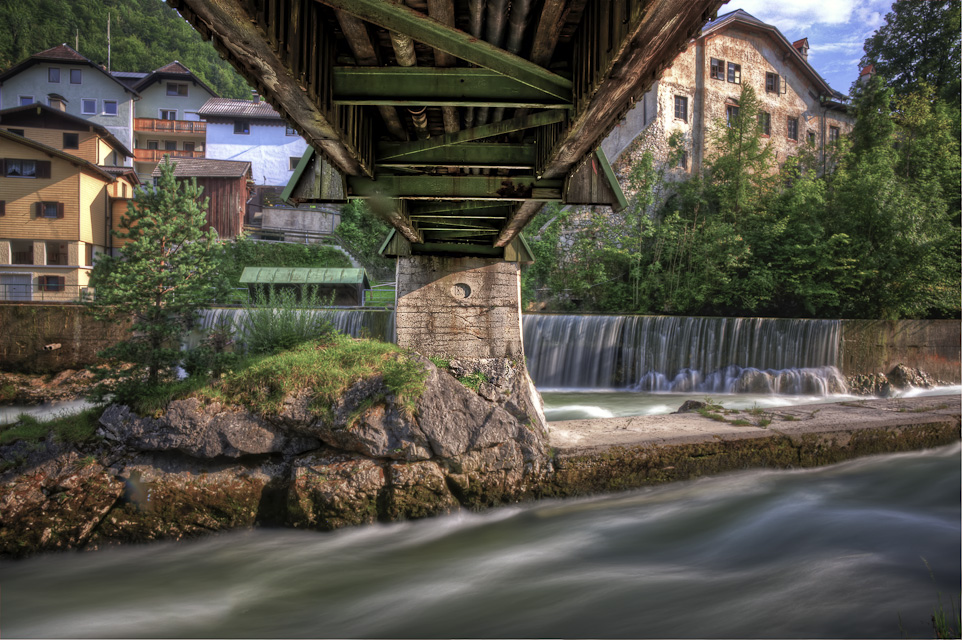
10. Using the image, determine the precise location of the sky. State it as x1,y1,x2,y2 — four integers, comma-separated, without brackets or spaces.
722,0,894,96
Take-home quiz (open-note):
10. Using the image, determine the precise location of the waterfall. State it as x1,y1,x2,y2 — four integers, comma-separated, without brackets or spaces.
523,315,846,394
187,308,396,349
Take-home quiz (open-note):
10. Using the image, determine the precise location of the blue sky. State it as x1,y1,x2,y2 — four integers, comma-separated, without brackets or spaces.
722,0,894,96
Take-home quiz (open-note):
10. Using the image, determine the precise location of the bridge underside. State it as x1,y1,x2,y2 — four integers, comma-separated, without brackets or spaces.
169,0,723,258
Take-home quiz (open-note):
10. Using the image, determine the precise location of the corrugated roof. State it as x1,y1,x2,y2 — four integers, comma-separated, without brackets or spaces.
239,267,369,286
197,97,284,120
152,157,251,178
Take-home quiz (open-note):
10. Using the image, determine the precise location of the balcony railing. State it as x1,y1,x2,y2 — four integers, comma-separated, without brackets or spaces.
0,283,91,303
134,118,207,134
133,149,205,162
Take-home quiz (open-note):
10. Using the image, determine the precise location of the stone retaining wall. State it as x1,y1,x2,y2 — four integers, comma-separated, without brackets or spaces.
0,305,128,373
840,319,960,383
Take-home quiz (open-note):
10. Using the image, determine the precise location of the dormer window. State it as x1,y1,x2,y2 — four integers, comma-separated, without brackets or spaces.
166,83,188,97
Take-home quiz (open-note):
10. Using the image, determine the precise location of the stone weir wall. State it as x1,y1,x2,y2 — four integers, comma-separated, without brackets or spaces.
840,319,960,383
0,305,129,374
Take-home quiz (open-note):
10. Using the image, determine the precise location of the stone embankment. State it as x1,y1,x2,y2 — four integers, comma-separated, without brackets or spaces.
1,362,959,558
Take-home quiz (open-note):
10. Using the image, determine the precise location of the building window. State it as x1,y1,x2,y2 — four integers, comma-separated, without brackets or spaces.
183,142,195,153
289,156,300,170
165,141,177,151
70,69,82,84
85,243,94,266
166,83,188,97
808,131,817,145
48,68,60,83
757,111,771,136
710,58,725,80
160,109,177,121
677,150,688,170
38,201,63,218
727,62,741,84
103,101,118,116
726,105,740,126
147,140,159,150
39,275,65,291
0,200,5,216
674,95,688,122
82,98,97,114
286,126,297,136
234,120,250,135
829,126,840,143
19,96,34,106
6,159,39,178
787,117,799,141
8,129,23,137
765,72,779,94
63,132,79,149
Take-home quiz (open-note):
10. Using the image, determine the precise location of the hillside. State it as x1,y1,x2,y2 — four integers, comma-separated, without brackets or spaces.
0,0,251,98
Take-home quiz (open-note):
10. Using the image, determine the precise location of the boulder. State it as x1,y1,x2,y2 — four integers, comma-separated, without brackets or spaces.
288,451,385,530
98,399,320,459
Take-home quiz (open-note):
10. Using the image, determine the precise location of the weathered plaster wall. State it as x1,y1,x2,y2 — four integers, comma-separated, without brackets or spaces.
205,120,308,187
395,256,523,359
840,319,961,383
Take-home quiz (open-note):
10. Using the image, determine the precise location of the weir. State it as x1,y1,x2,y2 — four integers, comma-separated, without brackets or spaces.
522,314,846,394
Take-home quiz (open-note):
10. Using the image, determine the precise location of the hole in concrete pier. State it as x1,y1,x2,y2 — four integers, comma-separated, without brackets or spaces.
451,283,472,299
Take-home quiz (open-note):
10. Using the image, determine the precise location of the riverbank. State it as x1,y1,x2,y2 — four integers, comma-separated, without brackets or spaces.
1,388,957,558
542,395,960,496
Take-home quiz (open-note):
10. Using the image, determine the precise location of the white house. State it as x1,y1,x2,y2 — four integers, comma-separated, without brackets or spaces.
198,96,307,187
0,44,138,157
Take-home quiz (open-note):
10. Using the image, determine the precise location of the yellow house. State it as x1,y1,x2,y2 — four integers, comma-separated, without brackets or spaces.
0,104,138,301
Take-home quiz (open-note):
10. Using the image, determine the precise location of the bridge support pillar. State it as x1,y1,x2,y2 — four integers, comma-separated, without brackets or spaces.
395,255,546,432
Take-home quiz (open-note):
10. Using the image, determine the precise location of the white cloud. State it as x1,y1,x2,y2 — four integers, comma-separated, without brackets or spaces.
724,0,890,32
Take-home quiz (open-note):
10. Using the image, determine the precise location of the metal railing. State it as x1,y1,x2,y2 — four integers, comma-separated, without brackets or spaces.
242,225,338,245
134,118,207,134
0,283,91,303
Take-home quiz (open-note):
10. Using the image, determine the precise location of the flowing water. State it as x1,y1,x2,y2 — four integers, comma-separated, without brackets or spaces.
3,444,958,638
523,314,846,394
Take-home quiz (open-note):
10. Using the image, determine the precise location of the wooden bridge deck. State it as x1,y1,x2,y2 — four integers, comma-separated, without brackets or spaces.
169,0,724,258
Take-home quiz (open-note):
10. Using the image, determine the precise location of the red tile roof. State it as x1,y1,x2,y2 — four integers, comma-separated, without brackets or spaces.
153,61,192,75
31,44,87,62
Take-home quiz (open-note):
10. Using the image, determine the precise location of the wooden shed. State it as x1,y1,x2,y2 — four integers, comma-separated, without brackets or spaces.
152,157,252,238
239,267,370,306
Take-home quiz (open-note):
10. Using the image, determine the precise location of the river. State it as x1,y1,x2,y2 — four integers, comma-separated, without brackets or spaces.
3,443,958,638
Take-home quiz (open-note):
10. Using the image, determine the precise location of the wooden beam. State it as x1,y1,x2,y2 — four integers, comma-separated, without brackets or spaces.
348,175,563,200
377,110,566,161
332,67,572,109
314,0,572,100
334,9,408,141
365,197,423,243
170,0,370,176
528,0,568,66
426,0,460,134
376,142,536,169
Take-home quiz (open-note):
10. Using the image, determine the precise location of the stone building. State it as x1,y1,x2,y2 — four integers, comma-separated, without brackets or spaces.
603,10,854,176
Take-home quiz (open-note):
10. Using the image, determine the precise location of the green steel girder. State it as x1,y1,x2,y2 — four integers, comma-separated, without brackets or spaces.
409,200,513,214
314,0,572,100
333,67,572,109
348,175,563,200
376,142,536,169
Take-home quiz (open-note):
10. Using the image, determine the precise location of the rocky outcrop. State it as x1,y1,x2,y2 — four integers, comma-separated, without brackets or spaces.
846,364,946,397
1,357,549,557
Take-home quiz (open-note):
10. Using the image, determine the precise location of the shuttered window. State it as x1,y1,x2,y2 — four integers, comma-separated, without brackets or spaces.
3,159,50,178
35,202,64,219
0,200,5,216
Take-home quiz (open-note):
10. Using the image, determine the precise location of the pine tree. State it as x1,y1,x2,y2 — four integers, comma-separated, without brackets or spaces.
87,160,224,395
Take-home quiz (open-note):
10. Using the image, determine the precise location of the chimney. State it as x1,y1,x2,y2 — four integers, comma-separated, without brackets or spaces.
251,89,260,103
858,64,875,85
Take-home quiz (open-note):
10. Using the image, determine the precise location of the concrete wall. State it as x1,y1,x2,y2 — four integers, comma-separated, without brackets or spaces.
0,304,129,373
205,120,308,186
395,256,524,359
840,319,961,383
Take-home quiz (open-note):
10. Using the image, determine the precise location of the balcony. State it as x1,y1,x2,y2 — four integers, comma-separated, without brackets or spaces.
133,149,206,162
134,118,207,134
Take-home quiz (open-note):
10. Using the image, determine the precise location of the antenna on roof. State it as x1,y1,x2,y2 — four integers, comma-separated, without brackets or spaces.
75,28,79,51
107,12,111,73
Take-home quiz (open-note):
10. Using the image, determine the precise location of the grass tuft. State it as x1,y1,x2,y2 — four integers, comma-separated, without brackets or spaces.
0,408,103,447
457,372,488,393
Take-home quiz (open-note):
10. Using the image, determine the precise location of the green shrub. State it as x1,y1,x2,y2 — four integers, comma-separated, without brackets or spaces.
237,287,337,356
